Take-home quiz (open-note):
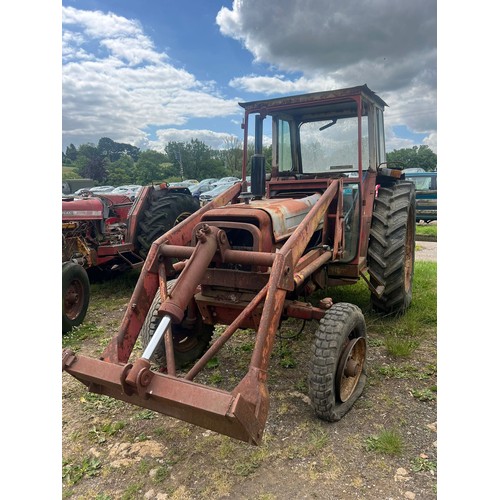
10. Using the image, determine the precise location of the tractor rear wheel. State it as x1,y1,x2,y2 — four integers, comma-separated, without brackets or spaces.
62,262,90,334
368,181,416,315
136,193,199,260
308,303,367,421
140,280,214,369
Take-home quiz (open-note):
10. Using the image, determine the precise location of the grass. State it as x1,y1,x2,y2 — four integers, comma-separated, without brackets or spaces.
416,224,437,238
384,335,419,357
62,323,106,350
364,429,403,455
62,457,101,486
411,386,437,401
316,262,437,345
89,421,125,443
411,456,437,473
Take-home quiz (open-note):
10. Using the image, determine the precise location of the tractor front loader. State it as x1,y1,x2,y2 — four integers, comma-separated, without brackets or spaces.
62,85,416,445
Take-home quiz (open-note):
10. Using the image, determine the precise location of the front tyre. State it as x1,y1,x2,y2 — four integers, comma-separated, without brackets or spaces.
62,262,90,334
140,280,214,368
308,303,367,422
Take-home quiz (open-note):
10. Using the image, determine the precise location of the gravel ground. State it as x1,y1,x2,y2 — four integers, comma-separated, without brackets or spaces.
415,241,437,262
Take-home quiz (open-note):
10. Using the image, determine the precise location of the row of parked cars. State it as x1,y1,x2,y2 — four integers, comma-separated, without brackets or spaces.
72,184,143,199
72,177,245,204
163,177,243,204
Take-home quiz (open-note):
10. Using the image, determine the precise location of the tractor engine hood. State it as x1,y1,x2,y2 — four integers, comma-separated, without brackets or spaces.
204,193,322,242
62,197,105,221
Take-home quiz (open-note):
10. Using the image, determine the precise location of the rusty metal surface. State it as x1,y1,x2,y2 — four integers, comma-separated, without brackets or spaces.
202,206,274,252
239,84,387,113
159,224,219,323
186,285,269,381
63,350,263,444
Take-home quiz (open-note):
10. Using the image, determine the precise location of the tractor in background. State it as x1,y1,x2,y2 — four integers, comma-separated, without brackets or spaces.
62,185,199,333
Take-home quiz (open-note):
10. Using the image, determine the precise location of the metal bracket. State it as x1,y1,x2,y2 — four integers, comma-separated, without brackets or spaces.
360,271,385,298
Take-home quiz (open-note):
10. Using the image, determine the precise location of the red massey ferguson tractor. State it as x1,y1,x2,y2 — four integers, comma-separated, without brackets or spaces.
62,186,200,333
62,85,416,445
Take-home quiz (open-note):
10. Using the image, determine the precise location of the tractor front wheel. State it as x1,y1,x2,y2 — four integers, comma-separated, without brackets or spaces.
140,280,214,369
62,262,90,334
308,303,367,421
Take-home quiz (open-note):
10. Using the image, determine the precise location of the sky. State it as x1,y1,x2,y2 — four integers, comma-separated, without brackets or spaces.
61,0,437,154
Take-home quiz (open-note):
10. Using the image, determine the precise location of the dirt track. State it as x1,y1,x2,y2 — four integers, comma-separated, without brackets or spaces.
415,240,437,262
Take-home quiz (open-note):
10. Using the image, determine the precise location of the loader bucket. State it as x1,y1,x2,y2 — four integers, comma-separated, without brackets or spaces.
62,349,265,444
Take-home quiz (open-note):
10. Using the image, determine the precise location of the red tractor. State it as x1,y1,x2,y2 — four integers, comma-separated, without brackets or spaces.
63,85,415,445
62,186,200,333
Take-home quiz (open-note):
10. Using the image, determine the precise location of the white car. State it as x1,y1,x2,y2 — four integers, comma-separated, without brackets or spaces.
111,185,142,199
89,185,115,194
212,177,239,188
199,181,238,205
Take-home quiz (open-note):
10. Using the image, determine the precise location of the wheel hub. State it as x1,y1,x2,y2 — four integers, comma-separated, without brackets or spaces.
65,280,84,320
335,337,366,402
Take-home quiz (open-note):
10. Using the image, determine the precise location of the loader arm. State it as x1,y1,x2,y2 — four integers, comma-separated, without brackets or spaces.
101,182,242,364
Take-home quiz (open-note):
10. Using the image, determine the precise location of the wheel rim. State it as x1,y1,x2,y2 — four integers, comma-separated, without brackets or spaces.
174,211,192,226
335,336,366,402
64,278,85,320
173,333,199,353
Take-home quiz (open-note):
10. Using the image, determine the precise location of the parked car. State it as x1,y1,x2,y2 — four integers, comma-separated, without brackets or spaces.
89,185,115,194
189,182,218,200
169,179,199,187
73,188,92,196
197,178,218,187
212,176,239,188
402,170,437,223
111,185,143,200
199,181,238,205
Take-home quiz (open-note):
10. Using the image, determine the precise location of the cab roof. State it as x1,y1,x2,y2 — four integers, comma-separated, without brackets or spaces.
239,84,388,115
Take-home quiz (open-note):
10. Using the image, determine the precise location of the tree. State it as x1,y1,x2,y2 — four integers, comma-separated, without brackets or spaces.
135,150,171,184
63,144,78,164
74,144,108,182
244,143,272,174
165,139,226,180
106,155,137,186
221,137,243,176
386,145,437,171
97,137,140,162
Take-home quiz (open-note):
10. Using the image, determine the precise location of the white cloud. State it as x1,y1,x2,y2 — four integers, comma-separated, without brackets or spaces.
218,0,437,152
62,7,240,149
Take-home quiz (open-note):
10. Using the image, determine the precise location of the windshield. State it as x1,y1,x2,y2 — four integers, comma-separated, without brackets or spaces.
299,116,368,174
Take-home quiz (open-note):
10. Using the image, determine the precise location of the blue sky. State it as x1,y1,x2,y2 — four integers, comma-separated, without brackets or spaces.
62,0,437,154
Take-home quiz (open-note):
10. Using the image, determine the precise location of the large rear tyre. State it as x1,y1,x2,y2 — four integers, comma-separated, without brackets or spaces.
140,280,214,368
308,303,367,421
135,193,199,259
62,262,90,334
368,181,416,315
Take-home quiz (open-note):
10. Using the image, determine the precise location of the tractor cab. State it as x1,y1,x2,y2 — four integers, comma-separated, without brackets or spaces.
240,84,389,267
